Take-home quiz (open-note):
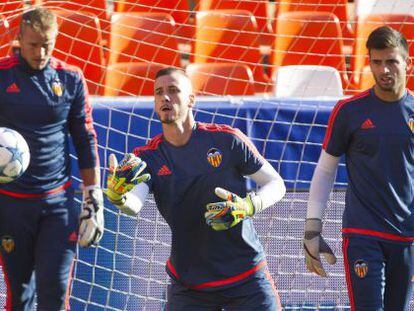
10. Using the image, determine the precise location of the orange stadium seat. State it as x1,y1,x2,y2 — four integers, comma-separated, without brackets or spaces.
186,63,255,96
351,13,414,90
194,10,270,93
277,0,354,42
272,11,350,90
104,62,165,96
197,0,273,46
35,0,110,40
108,12,181,67
53,11,106,95
113,0,193,45
0,15,12,58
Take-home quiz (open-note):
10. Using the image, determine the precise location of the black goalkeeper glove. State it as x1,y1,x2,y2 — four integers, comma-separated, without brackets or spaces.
303,218,337,277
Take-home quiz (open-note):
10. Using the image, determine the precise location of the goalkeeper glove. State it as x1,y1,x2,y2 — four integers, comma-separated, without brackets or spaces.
303,218,337,277
79,186,105,247
105,153,151,206
205,187,260,231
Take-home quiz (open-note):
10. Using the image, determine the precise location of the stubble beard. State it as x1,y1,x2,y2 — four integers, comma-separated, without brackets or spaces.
160,118,175,124
374,76,407,98
374,75,395,93
159,113,177,124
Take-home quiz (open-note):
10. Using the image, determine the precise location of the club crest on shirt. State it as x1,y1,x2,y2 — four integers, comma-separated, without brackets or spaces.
51,79,63,97
408,115,414,133
354,259,368,278
207,148,222,168
1,235,15,254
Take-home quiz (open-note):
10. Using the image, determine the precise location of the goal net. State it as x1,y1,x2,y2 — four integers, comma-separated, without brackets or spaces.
1,1,414,310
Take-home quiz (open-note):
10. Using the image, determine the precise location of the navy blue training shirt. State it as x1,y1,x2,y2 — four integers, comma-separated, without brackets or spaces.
323,89,414,242
0,55,98,196
135,122,266,290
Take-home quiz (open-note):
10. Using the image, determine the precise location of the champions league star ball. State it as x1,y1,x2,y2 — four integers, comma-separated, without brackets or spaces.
0,127,30,183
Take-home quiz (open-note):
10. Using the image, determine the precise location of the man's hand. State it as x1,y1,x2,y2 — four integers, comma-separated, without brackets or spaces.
205,187,258,231
303,218,337,277
105,153,150,205
79,186,104,247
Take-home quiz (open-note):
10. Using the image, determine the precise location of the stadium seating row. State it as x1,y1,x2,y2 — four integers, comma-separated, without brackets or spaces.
0,1,413,96
3,0,411,45
105,63,345,98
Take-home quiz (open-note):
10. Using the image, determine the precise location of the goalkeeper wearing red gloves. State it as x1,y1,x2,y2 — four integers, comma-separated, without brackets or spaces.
105,67,286,310
0,8,103,310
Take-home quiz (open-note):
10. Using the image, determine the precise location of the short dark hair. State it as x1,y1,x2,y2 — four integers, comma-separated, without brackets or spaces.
366,26,409,59
155,67,188,79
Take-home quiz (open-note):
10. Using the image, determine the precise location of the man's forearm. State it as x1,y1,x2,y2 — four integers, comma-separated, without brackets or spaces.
307,150,340,219
249,161,286,213
80,167,101,187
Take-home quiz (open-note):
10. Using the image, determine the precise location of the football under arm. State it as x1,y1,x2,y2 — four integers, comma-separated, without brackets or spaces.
247,161,286,213
307,150,340,219
114,182,150,216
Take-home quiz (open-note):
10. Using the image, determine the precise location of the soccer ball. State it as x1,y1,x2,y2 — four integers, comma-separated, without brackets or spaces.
0,127,30,184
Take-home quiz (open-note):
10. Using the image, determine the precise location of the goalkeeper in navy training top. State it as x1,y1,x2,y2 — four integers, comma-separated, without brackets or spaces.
0,7,104,311
304,26,414,310
105,67,286,310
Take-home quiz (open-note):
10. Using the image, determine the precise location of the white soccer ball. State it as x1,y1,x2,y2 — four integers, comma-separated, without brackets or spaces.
0,127,30,184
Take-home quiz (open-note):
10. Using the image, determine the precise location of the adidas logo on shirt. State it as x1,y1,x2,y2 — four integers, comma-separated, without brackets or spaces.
361,118,375,129
157,165,172,176
68,231,78,242
6,83,20,93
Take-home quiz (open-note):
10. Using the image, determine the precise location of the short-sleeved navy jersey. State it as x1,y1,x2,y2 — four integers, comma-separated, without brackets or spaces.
135,122,266,290
324,88,414,243
0,55,98,196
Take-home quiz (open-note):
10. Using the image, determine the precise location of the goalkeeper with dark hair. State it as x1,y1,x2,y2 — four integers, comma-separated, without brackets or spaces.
304,26,414,310
105,67,286,310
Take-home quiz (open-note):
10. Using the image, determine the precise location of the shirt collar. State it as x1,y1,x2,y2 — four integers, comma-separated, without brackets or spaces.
18,53,51,74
